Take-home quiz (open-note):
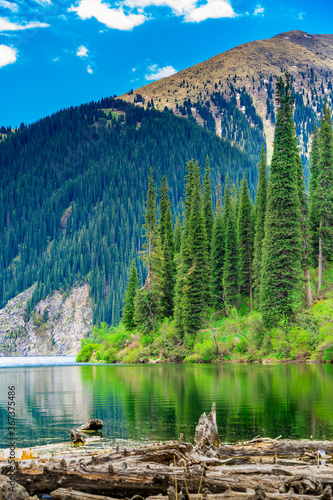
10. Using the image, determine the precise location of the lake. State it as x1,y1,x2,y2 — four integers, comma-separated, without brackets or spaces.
1,359,333,449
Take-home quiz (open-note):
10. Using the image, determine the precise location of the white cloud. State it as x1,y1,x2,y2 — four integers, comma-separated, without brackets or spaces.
0,1,18,12
297,11,304,20
145,64,177,81
185,0,236,22
68,0,147,30
124,0,236,21
33,0,52,5
87,64,93,73
0,44,17,68
69,0,237,28
53,57,59,61
76,44,88,57
132,67,136,72
0,17,49,31
253,4,264,16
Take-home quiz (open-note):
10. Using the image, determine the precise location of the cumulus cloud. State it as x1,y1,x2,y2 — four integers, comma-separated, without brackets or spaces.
76,44,88,57
145,64,177,81
0,17,49,31
0,1,18,12
33,0,52,5
68,0,236,28
124,0,237,21
87,64,93,73
253,4,264,16
185,0,236,22
0,44,17,68
68,0,147,30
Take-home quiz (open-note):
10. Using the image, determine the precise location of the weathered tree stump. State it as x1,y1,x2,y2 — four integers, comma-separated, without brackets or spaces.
194,402,220,453
78,419,103,432
70,430,86,446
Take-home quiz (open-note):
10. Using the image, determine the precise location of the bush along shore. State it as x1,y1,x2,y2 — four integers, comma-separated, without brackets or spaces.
1,404,333,500
76,268,333,364
77,75,333,365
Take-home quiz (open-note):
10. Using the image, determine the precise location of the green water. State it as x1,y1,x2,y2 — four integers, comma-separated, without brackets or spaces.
1,362,333,449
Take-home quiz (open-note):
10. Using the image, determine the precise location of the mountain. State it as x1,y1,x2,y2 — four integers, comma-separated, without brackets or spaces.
2,29,331,354
120,30,333,172
0,97,262,353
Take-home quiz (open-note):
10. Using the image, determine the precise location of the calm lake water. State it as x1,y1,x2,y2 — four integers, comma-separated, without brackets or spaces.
1,359,333,449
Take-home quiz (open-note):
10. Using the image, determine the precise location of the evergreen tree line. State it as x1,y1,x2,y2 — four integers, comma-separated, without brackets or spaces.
0,98,259,326
123,74,333,343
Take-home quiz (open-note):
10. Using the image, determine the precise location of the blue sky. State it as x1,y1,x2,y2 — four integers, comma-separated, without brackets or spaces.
0,0,332,127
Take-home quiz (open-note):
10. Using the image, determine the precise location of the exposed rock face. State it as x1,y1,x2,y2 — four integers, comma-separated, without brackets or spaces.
0,284,92,356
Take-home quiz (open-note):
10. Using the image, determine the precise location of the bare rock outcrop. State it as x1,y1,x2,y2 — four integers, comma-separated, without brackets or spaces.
0,284,92,356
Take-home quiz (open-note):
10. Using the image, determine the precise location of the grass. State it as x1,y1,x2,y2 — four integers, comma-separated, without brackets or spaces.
76,264,333,365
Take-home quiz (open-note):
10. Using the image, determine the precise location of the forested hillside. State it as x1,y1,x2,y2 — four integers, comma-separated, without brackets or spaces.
120,30,333,175
77,75,333,365
0,98,262,327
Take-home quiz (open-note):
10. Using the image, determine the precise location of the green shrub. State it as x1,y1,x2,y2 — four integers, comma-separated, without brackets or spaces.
76,343,99,362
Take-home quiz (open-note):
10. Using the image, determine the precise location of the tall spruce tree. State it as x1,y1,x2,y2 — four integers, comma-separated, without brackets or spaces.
296,154,312,307
174,214,182,254
174,160,196,335
315,101,333,291
203,157,214,257
237,174,254,309
223,174,238,311
202,156,214,305
159,176,175,318
211,177,225,309
309,123,320,266
122,260,139,330
135,167,161,333
260,74,302,325
182,162,208,344
252,145,267,306
143,167,157,289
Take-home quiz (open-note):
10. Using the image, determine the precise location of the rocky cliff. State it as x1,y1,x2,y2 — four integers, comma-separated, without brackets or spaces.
0,284,92,356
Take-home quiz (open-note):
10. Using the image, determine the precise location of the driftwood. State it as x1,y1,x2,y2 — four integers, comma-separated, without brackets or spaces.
195,403,220,453
78,420,103,432
0,474,30,500
71,430,86,446
1,403,333,499
51,488,117,500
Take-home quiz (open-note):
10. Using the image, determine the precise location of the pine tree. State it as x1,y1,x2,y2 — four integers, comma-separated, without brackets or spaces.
309,123,320,266
159,175,175,318
237,174,254,309
174,160,196,335
260,74,302,325
223,174,238,311
316,101,333,291
174,214,182,254
142,167,157,289
211,177,225,309
296,154,312,307
202,156,214,305
252,145,267,306
182,162,208,344
122,260,139,330
202,157,214,257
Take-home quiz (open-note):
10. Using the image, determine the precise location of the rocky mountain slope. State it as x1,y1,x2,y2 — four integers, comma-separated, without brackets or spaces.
120,30,333,163
0,284,92,356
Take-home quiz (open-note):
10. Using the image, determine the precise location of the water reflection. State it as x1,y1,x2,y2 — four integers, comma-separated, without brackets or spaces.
1,363,333,448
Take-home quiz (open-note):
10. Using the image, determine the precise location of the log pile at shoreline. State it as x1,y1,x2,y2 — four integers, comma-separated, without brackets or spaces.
1,405,333,500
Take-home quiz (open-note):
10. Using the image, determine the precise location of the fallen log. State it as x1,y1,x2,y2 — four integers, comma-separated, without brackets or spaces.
51,488,117,500
1,403,333,499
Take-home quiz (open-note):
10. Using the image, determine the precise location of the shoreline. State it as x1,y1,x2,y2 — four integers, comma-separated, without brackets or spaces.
1,437,333,499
